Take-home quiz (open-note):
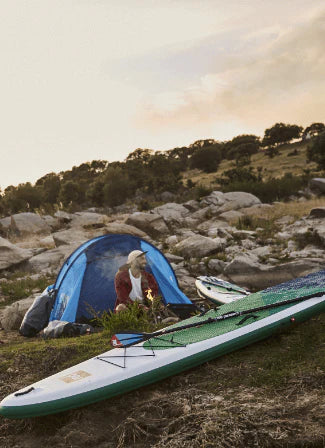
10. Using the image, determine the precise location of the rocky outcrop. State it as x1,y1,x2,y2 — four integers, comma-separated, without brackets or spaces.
225,255,324,290
175,235,226,258
309,178,325,193
11,213,51,236
125,213,169,238
0,237,33,270
70,212,108,229
105,222,148,238
153,203,189,225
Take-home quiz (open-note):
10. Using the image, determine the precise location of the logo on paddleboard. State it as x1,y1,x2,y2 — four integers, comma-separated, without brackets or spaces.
60,370,91,383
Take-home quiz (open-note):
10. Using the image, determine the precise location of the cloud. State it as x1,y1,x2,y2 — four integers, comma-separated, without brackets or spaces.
136,8,325,135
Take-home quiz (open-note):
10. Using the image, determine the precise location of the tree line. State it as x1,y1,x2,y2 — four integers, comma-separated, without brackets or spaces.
0,122,324,216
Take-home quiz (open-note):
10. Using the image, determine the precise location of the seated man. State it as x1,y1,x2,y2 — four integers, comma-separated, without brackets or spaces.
114,250,159,312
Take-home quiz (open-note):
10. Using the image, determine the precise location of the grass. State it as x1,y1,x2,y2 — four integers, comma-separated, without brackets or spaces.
0,273,55,308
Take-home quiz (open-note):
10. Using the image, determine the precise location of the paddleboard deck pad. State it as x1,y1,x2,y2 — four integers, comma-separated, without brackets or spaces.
1,270,325,419
195,276,249,305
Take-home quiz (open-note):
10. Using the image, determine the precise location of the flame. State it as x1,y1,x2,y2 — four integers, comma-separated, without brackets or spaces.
146,288,154,302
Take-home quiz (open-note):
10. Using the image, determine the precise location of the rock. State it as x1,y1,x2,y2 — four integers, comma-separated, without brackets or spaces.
125,212,169,238
218,192,261,213
225,255,324,290
153,203,189,224
24,244,80,273
105,222,148,238
309,178,325,193
11,213,51,236
165,235,178,246
182,217,201,228
183,200,200,212
71,212,108,229
54,211,73,223
309,207,325,219
190,207,211,221
231,229,256,239
207,259,226,274
164,253,184,263
219,210,244,222
197,219,230,233
0,217,11,236
42,215,61,231
177,275,197,294
175,235,226,258
52,229,87,247
39,236,56,249
0,295,36,330
250,246,272,258
200,191,226,207
0,237,33,270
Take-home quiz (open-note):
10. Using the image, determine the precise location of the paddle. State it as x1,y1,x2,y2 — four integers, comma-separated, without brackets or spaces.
110,290,325,348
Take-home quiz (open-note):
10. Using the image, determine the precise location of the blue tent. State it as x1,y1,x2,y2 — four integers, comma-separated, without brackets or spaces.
49,234,193,322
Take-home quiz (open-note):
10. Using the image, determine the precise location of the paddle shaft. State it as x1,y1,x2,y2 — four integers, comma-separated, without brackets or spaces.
139,290,325,341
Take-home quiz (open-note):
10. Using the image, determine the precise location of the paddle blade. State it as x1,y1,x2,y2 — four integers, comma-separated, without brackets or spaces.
110,333,145,348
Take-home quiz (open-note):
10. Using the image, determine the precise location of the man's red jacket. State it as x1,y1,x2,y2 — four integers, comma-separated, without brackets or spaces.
114,267,159,311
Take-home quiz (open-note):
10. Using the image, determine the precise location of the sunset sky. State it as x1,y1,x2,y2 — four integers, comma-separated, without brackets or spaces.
0,0,324,189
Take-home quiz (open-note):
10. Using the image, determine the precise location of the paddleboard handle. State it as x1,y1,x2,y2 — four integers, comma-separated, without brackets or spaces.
14,387,35,397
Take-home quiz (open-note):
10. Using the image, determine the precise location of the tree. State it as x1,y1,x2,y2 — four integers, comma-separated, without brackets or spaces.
125,148,154,163
58,181,83,207
224,134,260,160
190,145,222,173
36,172,61,205
307,131,325,169
102,167,130,207
303,123,325,139
262,123,303,147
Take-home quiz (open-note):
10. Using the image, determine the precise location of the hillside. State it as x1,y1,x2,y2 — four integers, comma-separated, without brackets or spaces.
182,140,319,189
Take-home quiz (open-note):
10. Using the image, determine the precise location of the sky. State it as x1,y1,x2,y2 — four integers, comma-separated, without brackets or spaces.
0,0,324,189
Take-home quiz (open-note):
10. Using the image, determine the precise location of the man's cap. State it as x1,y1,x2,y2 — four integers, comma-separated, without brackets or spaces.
127,250,147,264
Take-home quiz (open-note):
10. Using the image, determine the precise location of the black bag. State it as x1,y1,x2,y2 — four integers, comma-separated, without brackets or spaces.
19,289,56,337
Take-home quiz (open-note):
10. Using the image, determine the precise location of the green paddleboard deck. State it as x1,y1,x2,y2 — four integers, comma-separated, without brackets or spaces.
144,271,325,350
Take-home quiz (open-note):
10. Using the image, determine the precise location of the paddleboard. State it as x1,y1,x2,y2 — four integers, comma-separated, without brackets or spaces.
1,270,325,419
195,276,249,305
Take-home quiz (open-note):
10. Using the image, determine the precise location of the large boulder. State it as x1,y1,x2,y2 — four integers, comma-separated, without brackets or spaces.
125,213,169,238
105,222,148,238
224,255,323,290
11,213,51,236
175,235,226,258
153,203,189,225
52,229,88,247
70,212,108,229
0,295,37,331
200,191,226,207
24,243,80,273
0,237,33,270
218,192,261,213
309,178,325,193
54,211,73,223
0,217,11,236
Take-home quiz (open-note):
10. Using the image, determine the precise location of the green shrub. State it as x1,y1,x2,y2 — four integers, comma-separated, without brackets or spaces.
94,302,155,337
222,173,307,203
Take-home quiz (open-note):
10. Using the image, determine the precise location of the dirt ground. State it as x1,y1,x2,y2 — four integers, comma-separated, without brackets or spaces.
1,326,325,448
